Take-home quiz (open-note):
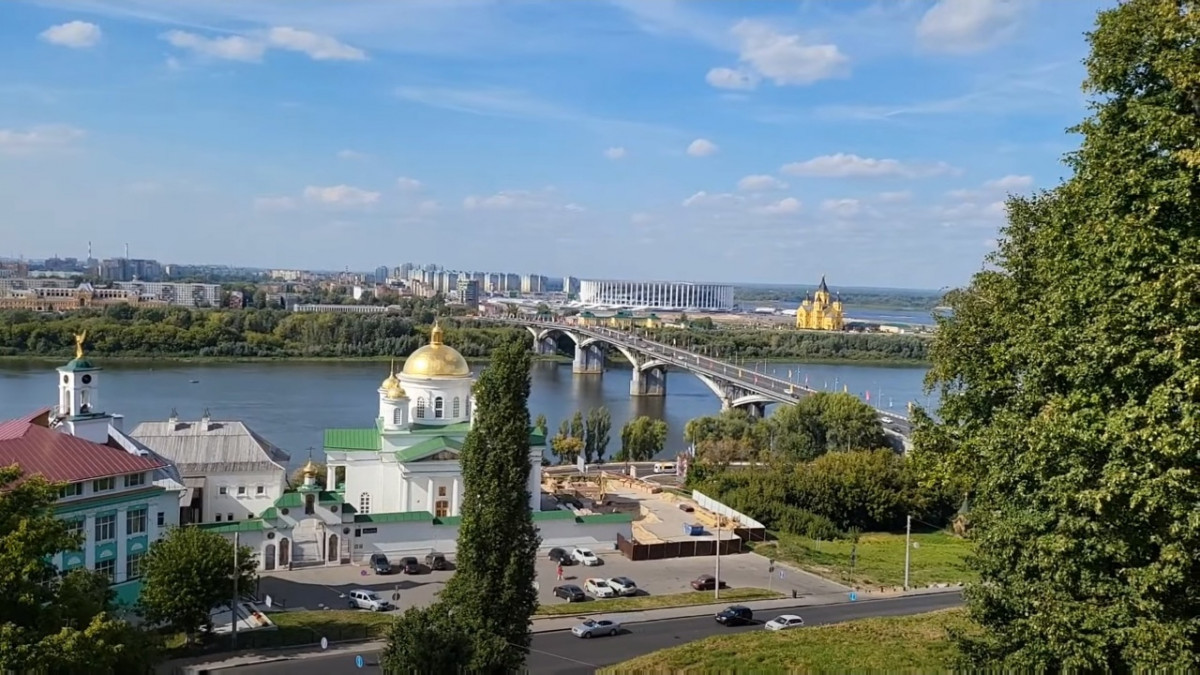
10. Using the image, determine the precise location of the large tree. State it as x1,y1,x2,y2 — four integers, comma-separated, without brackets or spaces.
617,416,668,462
918,1,1200,668
436,337,541,672
380,604,472,673
584,406,612,463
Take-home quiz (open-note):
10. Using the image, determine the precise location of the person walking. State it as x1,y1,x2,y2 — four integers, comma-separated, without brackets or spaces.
556,563,564,581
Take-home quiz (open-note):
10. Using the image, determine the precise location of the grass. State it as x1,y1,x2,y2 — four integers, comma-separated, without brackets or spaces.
752,531,975,589
268,609,395,643
602,609,973,674
535,588,780,617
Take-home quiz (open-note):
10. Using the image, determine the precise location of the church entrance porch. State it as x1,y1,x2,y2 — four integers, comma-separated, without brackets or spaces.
289,518,327,568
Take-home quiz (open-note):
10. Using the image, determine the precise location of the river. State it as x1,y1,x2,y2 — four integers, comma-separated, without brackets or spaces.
0,359,936,468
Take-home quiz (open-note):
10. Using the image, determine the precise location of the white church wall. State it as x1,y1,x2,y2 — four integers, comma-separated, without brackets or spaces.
205,469,286,522
341,459,402,514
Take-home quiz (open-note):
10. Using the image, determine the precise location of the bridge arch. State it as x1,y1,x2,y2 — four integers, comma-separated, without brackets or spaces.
532,327,582,347
730,394,777,408
637,359,670,372
580,337,641,369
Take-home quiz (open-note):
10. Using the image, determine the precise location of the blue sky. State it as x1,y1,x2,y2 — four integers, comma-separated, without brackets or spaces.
0,0,1107,288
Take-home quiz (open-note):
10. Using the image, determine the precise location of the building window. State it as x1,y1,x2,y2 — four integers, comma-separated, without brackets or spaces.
215,514,222,522
59,483,83,499
124,473,145,488
126,508,147,535
452,397,460,418
434,397,444,419
359,492,371,514
416,397,426,418
237,486,246,496
227,513,234,521
65,518,84,544
95,559,115,583
126,552,145,580
435,500,449,518
438,486,447,497
93,477,115,493
95,514,116,542
393,408,403,425
256,485,265,495
218,486,228,495
156,511,165,527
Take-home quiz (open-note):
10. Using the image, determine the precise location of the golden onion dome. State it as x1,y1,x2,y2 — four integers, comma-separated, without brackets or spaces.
401,321,470,378
385,381,407,400
380,359,400,389
301,459,320,477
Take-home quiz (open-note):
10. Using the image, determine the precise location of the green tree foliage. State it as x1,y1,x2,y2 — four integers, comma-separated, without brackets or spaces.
139,526,257,641
918,2,1200,668
642,325,928,362
380,604,472,673
0,466,157,673
734,286,944,310
584,406,612,463
568,410,584,442
549,432,583,465
436,337,541,672
617,416,668,462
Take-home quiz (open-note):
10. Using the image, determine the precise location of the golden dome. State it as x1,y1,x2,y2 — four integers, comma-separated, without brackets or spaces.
401,321,470,378
385,381,407,399
301,459,320,477
380,359,400,389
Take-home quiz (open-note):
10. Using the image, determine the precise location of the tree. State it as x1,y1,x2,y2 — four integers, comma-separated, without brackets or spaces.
920,2,1200,669
380,605,472,673
568,410,584,442
436,338,541,672
0,467,157,673
289,461,326,489
550,433,583,465
769,392,887,460
533,413,548,437
139,526,257,641
584,406,612,463
617,416,668,462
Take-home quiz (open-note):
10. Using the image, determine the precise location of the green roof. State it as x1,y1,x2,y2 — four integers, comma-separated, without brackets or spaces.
433,516,462,526
409,422,472,434
260,507,278,520
395,436,463,463
354,511,431,524
576,512,634,525
274,490,342,508
324,428,380,452
531,509,576,522
196,519,268,533
59,357,98,372
528,427,547,447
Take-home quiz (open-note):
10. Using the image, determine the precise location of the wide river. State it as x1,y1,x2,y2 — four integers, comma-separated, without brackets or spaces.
0,359,936,468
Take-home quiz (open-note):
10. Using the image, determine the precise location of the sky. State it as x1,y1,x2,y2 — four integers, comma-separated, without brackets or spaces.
0,0,1109,288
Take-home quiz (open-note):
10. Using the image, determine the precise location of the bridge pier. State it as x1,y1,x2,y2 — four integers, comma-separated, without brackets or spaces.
534,336,558,355
630,366,667,397
735,401,768,418
572,343,605,374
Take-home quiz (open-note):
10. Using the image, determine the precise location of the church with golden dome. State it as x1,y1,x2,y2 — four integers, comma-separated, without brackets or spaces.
796,276,845,331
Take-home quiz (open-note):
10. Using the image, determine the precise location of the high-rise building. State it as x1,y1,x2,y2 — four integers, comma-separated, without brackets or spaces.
457,278,480,307
374,266,390,283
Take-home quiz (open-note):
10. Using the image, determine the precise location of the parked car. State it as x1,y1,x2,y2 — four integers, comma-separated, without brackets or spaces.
715,605,755,626
677,503,695,513
553,584,586,602
548,547,575,565
572,547,601,566
347,589,393,612
424,552,448,571
399,556,421,574
571,618,622,639
606,576,638,597
584,578,617,598
765,614,805,631
369,553,392,575
690,574,728,591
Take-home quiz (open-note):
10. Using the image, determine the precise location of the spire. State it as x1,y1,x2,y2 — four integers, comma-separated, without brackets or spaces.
817,275,829,294
430,320,444,346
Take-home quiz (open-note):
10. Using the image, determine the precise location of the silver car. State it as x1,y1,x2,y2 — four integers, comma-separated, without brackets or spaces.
571,618,622,638
346,589,393,611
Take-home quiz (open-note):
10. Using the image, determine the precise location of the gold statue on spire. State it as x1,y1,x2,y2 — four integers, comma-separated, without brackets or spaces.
74,331,88,359
430,319,444,346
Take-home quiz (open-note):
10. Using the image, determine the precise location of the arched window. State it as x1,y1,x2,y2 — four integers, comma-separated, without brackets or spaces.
416,397,426,418
359,492,371,514
434,397,444,419
452,397,461,418
393,408,403,425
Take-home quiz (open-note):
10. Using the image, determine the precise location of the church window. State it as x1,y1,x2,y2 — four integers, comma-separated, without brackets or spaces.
416,397,426,418
438,486,447,497
359,492,371,514
393,408,403,425
435,500,449,518
452,397,460,417
434,397,444,419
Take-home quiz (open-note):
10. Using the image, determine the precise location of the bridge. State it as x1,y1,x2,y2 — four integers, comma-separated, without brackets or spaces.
482,317,913,445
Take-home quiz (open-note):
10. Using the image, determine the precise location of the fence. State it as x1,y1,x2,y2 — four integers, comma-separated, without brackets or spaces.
616,532,745,561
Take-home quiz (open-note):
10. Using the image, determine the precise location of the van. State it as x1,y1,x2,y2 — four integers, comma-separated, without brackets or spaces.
347,589,393,612
654,462,676,473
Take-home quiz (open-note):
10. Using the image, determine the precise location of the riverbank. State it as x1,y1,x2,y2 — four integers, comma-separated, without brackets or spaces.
0,353,929,367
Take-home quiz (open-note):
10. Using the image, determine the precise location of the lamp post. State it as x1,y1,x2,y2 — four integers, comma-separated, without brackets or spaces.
714,517,722,601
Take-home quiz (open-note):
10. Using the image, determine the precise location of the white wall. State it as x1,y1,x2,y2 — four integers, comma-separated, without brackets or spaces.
348,517,631,563
691,490,765,528
205,469,286,522
340,455,403,514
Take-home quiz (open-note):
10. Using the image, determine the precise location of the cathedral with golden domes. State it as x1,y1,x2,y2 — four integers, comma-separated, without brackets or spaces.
796,276,845,331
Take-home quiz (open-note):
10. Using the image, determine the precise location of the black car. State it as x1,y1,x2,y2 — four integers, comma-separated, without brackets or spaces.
424,552,448,571
548,547,575,565
553,584,586,602
370,553,392,575
400,556,421,574
715,605,754,626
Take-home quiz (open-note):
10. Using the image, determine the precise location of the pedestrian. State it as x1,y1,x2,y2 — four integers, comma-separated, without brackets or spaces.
556,563,564,581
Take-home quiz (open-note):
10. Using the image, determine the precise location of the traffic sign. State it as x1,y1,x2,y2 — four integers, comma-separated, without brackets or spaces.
778,570,785,579
849,592,858,602
320,637,328,651
356,655,365,669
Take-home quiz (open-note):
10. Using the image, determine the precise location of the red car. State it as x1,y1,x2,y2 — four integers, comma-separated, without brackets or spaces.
690,574,729,591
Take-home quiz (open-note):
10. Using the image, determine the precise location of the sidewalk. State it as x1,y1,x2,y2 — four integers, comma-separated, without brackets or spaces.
162,586,961,674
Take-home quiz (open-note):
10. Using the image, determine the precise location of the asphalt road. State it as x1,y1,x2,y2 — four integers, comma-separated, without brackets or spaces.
232,592,961,674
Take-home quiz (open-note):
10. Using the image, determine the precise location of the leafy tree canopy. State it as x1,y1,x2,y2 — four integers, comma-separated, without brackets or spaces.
617,416,668,463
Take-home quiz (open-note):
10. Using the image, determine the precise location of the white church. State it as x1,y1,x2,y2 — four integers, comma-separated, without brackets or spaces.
200,323,631,570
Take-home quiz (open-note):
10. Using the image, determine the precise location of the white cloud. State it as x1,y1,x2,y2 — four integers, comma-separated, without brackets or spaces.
396,177,423,192
781,153,957,179
707,20,849,91
253,196,296,212
266,27,366,61
756,197,802,215
0,125,85,153
39,21,102,48
564,203,585,212
917,0,1028,54
337,149,366,160
162,30,266,62
687,138,718,157
681,191,741,208
821,198,862,217
737,174,787,192
303,184,380,206
604,146,627,160
984,174,1033,191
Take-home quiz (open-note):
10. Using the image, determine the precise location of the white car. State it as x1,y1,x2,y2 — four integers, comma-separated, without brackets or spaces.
764,614,805,631
881,416,893,424
584,578,616,598
571,618,622,638
606,576,638,597
346,589,393,612
572,547,601,566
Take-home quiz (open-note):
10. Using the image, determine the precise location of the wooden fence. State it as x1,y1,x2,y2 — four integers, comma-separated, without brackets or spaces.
616,530,766,561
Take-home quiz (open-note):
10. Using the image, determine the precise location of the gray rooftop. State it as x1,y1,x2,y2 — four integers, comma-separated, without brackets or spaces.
130,418,291,476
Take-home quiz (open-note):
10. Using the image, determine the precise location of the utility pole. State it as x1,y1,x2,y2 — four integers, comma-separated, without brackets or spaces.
903,515,912,591
714,518,722,601
231,531,239,648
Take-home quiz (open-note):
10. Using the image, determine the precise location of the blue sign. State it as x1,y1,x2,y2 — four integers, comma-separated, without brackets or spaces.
849,592,858,602
355,655,364,669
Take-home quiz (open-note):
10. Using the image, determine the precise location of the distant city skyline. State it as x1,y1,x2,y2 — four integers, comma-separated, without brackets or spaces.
1,0,1107,287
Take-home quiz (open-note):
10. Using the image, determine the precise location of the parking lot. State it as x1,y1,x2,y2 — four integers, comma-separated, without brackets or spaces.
256,548,846,615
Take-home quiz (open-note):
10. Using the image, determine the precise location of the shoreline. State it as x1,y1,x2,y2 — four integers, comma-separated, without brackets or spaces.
0,354,930,368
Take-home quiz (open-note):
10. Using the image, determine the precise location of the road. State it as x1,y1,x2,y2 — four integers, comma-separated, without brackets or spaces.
233,592,961,674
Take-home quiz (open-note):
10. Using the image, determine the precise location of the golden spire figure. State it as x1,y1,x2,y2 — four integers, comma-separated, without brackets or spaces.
74,330,88,359
430,319,444,346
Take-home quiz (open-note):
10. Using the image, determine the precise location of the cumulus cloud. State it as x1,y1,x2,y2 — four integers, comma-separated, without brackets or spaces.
737,174,787,192
303,184,380,206
681,191,741,208
162,30,266,62
877,191,912,203
162,27,365,63
755,197,802,215
0,125,85,153
821,198,862,218
782,153,957,179
707,20,848,91
396,177,423,192
687,138,718,157
266,27,366,61
39,21,101,48
917,0,1028,54
603,146,627,160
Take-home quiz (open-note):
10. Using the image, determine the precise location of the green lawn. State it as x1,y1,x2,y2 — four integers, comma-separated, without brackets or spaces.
602,609,972,673
536,588,780,617
752,531,975,588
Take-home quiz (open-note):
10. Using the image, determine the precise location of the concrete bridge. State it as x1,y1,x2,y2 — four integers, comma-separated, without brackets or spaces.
483,317,913,444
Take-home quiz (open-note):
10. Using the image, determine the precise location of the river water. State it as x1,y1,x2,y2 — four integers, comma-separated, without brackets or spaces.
0,359,936,468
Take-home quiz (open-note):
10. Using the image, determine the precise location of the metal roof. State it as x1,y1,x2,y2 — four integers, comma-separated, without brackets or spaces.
130,419,290,476
0,418,166,483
